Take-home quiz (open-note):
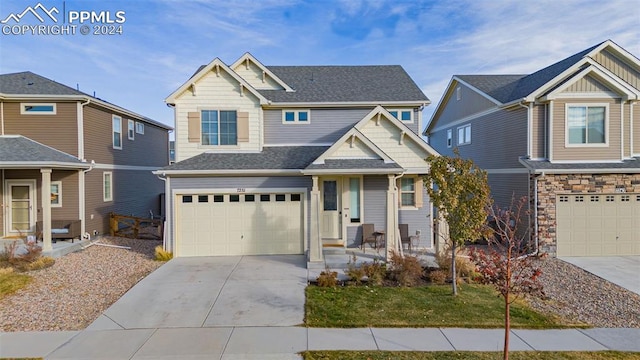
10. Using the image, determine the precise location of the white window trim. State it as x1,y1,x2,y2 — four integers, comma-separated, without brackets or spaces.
281,109,310,124
20,103,56,115
127,119,135,140
446,129,453,148
457,123,471,146
135,121,145,134
400,176,417,209
112,115,122,149
456,86,461,101
564,103,609,147
199,108,240,147
103,172,113,202
388,109,414,123
50,181,62,208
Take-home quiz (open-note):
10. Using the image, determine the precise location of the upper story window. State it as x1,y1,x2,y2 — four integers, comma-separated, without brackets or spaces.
135,121,145,134
127,119,135,140
388,109,413,123
202,110,237,145
567,104,607,145
446,129,453,148
457,124,471,145
112,115,122,149
21,103,56,115
282,109,310,124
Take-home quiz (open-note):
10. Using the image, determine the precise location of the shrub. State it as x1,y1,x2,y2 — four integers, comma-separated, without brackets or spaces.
1,238,47,272
345,255,365,285
21,256,55,272
428,269,447,285
154,246,173,261
316,266,338,287
361,259,386,286
388,251,423,287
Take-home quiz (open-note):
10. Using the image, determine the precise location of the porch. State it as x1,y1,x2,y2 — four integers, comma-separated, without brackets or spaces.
0,236,92,258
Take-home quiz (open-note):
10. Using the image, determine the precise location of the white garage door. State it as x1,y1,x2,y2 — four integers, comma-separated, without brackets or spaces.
177,193,304,257
556,193,640,256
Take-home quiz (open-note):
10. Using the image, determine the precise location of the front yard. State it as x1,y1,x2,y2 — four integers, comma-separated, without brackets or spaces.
306,283,579,328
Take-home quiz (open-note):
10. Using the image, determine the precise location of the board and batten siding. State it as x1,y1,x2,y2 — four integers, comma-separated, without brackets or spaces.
563,75,612,93
592,49,640,90
263,108,371,145
433,82,497,129
432,107,527,169
551,98,621,161
634,103,640,155
3,101,79,156
173,71,262,162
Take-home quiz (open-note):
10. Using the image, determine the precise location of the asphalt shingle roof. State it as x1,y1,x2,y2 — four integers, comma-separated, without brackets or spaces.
305,159,402,170
0,136,86,165
0,71,85,95
256,65,429,103
162,146,329,171
521,157,640,171
457,42,603,104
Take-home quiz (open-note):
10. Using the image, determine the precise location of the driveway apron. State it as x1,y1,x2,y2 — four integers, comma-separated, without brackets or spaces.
560,256,640,295
90,255,307,330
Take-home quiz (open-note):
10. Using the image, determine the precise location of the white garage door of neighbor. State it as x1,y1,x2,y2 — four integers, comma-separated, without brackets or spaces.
177,193,304,257
556,193,640,256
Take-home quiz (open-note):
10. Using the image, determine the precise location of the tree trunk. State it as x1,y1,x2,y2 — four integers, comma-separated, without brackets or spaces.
504,295,510,360
451,241,457,296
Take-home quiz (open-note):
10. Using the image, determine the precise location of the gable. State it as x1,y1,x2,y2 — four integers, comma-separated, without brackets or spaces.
562,74,614,93
231,55,288,91
329,137,382,160
429,80,498,133
592,48,640,91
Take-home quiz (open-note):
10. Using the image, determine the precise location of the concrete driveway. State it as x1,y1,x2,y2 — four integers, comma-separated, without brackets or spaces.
560,256,640,295
89,255,307,330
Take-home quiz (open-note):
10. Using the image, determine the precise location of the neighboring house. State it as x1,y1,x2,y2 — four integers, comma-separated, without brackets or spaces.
0,71,172,252
425,40,640,257
155,53,438,264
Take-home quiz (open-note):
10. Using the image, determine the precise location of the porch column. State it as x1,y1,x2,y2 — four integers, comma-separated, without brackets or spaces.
385,174,397,261
41,168,52,252
309,176,323,262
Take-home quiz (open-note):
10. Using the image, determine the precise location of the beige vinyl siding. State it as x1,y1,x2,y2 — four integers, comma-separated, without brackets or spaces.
173,71,261,162
563,75,612,93
3,101,78,156
264,108,372,145
592,49,640,90
552,98,621,161
231,62,283,90
634,103,640,155
331,137,380,159
434,83,496,128
531,104,546,159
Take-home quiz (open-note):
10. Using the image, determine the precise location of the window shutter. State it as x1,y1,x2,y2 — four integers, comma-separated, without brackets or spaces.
415,177,423,208
237,111,249,142
187,112,200,143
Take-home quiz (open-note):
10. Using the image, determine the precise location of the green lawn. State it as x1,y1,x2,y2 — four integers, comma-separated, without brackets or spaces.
0,270,32,300
302,351,640,360
305,284,581,328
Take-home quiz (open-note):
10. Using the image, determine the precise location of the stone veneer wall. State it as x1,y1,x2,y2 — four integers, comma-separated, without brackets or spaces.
533,173,640,256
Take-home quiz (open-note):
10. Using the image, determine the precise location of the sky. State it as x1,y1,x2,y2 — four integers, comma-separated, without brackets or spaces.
1,0,638,133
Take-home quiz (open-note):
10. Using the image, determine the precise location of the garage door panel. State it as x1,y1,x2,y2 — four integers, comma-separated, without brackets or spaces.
177,192,303,257
556,193,639,257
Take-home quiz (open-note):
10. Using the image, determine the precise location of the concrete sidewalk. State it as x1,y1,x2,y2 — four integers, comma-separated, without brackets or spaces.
1,327,639,359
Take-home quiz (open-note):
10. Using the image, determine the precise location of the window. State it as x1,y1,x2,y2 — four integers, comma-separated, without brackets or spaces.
567,105,606,145
275,194,286,202
349,177,361,223
198,195,208,203
456,87,461,101
245,194,255,202
21,103,56,115
103,172,113,201
128,119,135,140
135,121,144,134
112,116,122,149
282,109,310,124
291,194,301,202
182,195,193,203
201,110,237,145
388,109,413,123
400,178,416,207
446,129,452,148
230,195,240,202
50,181,62,207
213,195,224,202
260,194,270,202
457,124,471,145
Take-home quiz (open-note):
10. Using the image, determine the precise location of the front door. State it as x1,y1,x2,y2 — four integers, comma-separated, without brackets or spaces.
321,179,341,239
5,180,36,234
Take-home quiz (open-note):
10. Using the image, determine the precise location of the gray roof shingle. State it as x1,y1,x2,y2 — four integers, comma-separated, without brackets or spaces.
0,136,87,166
457,42,603,104
0,71,85,96
304,159,402,170
255,65,429,103
520,157,640,172
161,146,329,171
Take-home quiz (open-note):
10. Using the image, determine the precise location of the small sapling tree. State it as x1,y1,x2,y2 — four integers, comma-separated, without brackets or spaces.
424,151,491,295
469,196,544,360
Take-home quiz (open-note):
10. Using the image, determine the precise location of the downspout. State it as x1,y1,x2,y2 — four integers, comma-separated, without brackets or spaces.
80,160,95,238
78,98,91,238
518,171,542,259
156,173,169,252
392,172,404,257
516,99,532,158
1,101,4,135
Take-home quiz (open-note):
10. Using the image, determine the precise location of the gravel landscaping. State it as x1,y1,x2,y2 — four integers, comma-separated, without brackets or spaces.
1,241,638,331
0,237,163,331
